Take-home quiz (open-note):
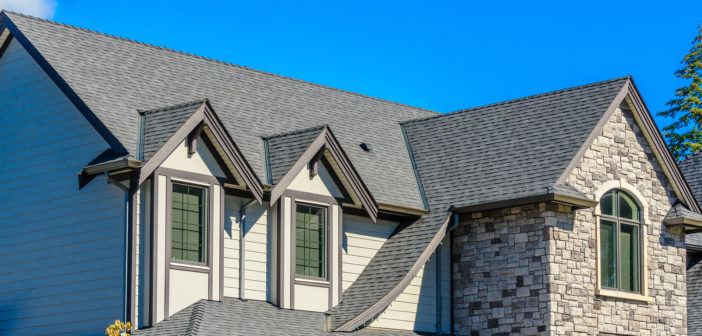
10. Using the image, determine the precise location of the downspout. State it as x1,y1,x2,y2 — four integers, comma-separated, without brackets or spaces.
435,211,459,335
435,240,443,335
239,199,256,300
105,172,131,322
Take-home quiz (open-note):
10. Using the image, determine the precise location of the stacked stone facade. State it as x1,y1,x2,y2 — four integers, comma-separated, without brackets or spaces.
452,103,687,335
452,203,554,335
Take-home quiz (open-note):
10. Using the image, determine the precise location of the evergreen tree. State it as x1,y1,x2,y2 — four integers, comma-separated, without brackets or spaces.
658,25,702,160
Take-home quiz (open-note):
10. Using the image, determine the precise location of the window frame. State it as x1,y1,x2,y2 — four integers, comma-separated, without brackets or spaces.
599,189,642,293
595,183,651,302
169,179,211,267
293,201,330,282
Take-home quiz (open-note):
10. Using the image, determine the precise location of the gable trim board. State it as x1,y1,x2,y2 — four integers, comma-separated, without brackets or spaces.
137,99,264,204
332,212,453,332
555,77,701,214
0,15,127,153
268,126,379,222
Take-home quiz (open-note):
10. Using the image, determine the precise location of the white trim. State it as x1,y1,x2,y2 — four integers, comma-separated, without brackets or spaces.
170,262,210,271
593,181,649,300
169,176,211,188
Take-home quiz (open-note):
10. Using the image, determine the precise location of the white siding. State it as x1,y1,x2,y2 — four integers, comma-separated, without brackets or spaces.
369,237,451,333
0,38,126,335
342,215,397,291
223,195,271,301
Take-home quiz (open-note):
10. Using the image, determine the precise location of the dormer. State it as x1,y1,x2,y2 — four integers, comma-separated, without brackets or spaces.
136,100,263,325
263,126,378,312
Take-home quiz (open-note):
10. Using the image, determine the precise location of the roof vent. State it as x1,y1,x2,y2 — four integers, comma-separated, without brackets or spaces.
360,143,372,152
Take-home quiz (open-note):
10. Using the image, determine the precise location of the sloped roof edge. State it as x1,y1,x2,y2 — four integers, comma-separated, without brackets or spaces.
331,211,453,332
0,11,127,153
269,125,378,222
138,99,264,203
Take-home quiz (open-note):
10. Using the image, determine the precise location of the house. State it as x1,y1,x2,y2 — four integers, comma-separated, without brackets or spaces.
0,10,699,335
676,153,702,335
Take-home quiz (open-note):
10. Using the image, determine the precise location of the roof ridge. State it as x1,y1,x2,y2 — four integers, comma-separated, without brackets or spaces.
262,124,327,140
2,10,439,116
400,76,631,125
138,99,206,115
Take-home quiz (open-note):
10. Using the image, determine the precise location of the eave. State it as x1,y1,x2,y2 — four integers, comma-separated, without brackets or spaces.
82,158,142,176
453,191,598,214
664,216,702,233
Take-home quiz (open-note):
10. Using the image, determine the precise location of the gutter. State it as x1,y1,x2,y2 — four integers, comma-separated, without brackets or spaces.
83,158,141,176
453,191,598,214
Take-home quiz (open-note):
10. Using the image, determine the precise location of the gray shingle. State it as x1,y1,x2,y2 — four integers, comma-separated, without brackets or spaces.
264,125,326,184
5,11,435,209
141,99,204,161
403,77,629,210
133,298,439,336
327,209,451,330
680,152,702,247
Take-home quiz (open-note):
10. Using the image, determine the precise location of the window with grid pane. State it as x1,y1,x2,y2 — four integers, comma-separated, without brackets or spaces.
171,183,207,264
295,204,326,279
600,189,641,292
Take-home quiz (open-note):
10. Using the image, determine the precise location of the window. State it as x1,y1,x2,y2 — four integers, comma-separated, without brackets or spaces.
171,183,207,264
600,189,641,292
295,204,327,279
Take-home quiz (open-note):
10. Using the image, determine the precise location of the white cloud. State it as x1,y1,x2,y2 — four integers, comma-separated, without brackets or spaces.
0,0,57,19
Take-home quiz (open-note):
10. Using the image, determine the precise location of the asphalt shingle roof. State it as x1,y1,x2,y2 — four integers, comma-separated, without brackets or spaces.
680,152,702,248
140,99,204,161
402,77,629,210
5,11,435,209
133,298,439,336
327,210,450,330
264,125,326,184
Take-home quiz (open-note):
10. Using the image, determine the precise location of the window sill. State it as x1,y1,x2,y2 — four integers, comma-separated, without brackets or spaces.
295,277,330,288
596,288,652,303
170,262,210,273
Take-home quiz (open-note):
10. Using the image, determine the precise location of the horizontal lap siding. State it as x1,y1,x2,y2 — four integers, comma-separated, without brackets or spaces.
222,196,271,301
369,237,451,333
341,215,397,292
0,39,125,335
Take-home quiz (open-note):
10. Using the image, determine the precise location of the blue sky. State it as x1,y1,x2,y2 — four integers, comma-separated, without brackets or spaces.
5,0,702,130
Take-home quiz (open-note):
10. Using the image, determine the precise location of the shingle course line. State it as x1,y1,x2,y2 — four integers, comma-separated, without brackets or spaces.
400,76,630,125
2,10,438,115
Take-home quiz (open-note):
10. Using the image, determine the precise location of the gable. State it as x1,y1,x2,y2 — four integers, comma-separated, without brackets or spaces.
556,80,700,213
160,136,227,178
267,126,378,221
287,161,345,199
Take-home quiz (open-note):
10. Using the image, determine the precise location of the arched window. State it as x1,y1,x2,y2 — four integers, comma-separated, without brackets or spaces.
600,189,641,292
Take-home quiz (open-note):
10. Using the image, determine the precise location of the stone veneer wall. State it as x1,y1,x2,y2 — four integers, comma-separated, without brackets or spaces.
556,103,686,335
452,103,686,335
452,203,554,335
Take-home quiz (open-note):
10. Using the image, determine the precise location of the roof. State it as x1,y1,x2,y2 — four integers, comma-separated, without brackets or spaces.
680,152,702,247
2,11,435,209
132,298,439,336
328,78,628,330
140,99,205,161
327,210,451,330
264,125,326,185
402,77,629,210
